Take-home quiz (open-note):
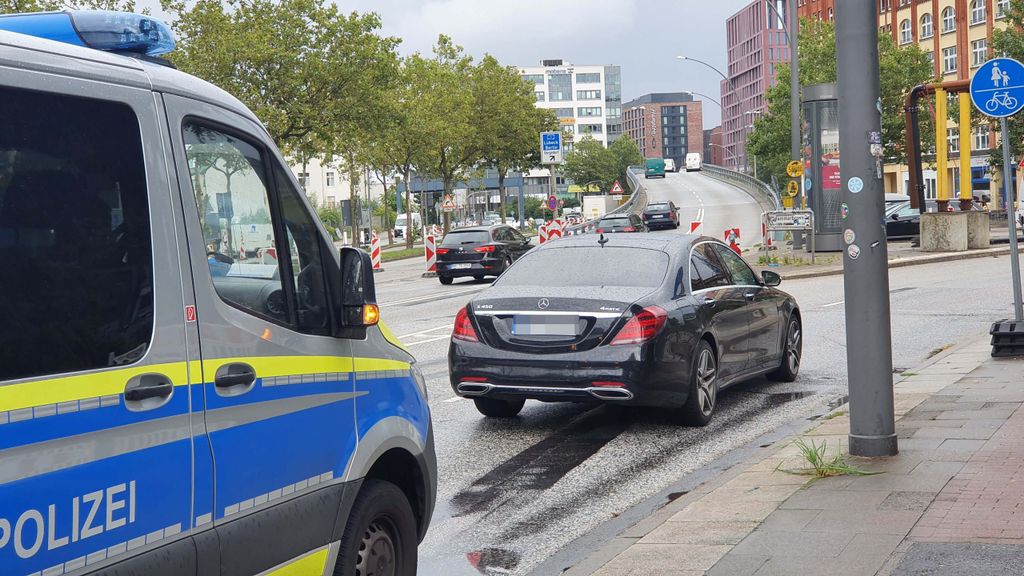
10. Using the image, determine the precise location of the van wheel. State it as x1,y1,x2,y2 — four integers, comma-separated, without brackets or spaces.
439,276,453,285
473,397,525,417
335,479,417,576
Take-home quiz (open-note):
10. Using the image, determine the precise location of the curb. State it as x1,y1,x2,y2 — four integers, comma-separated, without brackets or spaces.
762,245,1012,280
560,332,992,576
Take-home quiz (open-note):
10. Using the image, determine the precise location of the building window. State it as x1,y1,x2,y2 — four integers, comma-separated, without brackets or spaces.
920,13,933,39
925,51,935,68
535,91,545,102
548,73,573,101
947,128,959,154
997,0,1010,18
580,124,603,134
522,74,545,85
974,126,990,150
970,0,986,24
942,46,957,74
828,7,833,20
326,171,335,187
577,89,602,100
578,107,603,117
880,0,890,12
972,39,988,67
576,72,601,83
554,107,574,118
327,197,336,208
900,19,912,44
942,7,956,33
297,172,309,190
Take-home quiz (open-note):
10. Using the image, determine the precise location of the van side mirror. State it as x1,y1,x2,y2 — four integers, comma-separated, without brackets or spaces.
338,246,378,338
761,270,782,287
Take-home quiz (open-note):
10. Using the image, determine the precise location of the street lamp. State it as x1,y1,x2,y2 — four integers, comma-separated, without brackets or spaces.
678,55,745,172
683,90,722,109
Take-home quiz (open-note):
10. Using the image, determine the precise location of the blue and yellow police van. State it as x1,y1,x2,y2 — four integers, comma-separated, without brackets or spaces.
0,11,435,576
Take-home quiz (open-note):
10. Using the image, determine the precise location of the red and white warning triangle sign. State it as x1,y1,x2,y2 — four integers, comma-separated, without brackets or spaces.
609,180,624,194
690,221,702,233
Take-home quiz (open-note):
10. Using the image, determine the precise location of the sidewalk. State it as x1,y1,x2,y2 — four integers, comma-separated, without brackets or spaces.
567,336,1024,576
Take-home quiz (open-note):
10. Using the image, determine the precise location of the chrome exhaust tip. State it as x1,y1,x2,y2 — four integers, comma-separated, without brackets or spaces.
586,387,634,401
457,382,492,396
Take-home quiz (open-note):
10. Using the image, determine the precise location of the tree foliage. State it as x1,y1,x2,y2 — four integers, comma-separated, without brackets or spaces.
0,0,138,12
747,18,934,184
563,135,642,193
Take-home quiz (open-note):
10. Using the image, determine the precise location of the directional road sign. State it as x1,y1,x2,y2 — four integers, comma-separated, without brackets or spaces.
541,131,563,164
971,58,1024,118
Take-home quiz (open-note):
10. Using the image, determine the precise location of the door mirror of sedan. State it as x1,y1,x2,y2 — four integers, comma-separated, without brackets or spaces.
890,213,900,221
761,270,782,287
337,246,379,338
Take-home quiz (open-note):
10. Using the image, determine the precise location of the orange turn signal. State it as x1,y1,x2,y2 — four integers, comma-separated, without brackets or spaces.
363,304,380,326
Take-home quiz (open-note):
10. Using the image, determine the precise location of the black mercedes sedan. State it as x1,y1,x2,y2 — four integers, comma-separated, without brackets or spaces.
448,234,801,425
436,225,533,285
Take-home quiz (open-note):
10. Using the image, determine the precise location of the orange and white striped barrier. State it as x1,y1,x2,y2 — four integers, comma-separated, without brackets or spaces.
422,234,437,278
370,232,383,272
724,228,741,255
538,222,548,244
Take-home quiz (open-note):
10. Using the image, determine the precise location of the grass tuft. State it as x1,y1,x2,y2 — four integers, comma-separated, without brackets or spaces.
778,438,882,480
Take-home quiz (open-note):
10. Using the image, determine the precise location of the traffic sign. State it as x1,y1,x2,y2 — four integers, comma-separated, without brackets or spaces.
786,160,803,178
547,195,558,211
441,194,456,213
786,180,799,198
609,180,624,194
541,131,563,164
971,58,1024,118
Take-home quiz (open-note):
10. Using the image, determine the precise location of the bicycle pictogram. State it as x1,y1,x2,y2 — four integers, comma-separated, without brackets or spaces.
986,91,1019,113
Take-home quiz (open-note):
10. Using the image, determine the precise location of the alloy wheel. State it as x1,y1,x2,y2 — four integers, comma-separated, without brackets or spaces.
696,348,717,416
786,320,802,374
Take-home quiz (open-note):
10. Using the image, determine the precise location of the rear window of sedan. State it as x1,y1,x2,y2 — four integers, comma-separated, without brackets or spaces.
441,230,491,246
646,203,670,211
496,246,669,287
598,217,631,228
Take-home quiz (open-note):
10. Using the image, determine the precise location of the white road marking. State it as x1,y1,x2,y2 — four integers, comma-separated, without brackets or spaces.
382,286,481,306
406,333,452,346
822,300,845,308
398,325,453,339
442,396,463,403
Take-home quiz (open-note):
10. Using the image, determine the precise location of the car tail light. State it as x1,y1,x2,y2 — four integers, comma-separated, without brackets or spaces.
591,381,624,387
609,306,668,346
462,376,488,382
474,245,496,253
436,248,449,255
623,226,636,232
596,228,605,234
453,307,478,342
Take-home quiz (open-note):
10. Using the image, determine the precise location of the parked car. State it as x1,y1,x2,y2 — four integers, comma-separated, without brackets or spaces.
664,158,677,173
436,225,533,285
595,213,648,233
448,234,802,425
885,201,920,239
685,153,703,172
642,201,680,230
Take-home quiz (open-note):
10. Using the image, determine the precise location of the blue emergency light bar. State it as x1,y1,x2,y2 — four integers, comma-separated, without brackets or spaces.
0,10,175,57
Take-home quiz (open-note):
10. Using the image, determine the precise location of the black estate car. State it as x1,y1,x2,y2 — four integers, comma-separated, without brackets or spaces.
448,234,802,425
436,225,533,285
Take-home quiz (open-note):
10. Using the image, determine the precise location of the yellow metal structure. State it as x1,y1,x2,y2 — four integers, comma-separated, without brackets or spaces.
786,160,803,178
959,92,972,203
935,87,948,203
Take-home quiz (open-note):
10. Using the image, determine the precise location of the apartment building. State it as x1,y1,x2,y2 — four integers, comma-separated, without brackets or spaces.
622,93,704,168
518,59,623,150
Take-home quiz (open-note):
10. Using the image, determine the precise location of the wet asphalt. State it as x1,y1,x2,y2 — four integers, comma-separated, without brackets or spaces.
372,171,1017,576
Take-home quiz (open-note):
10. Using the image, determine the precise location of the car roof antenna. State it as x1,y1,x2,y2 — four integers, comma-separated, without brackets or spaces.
598,233,608,247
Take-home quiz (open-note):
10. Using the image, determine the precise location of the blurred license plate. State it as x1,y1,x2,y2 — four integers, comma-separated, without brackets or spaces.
451,263,472,269
512,315,578,336
652,214,664,218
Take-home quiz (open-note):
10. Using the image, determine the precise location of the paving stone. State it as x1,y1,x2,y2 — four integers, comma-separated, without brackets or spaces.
803,509,923,535
592,543,730,575
639,521,757,546
912,426,995,440
706,554,767,576
758,509,819,531
937,438,987,452
728,529,854,558
891,542,1024,576
673,499,780,523
779,489,891,511
711,483,803,503
877,491,936,511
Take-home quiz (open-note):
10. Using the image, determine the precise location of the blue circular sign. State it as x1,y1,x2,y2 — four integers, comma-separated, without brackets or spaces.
547,195,558,210
971,58,1024,118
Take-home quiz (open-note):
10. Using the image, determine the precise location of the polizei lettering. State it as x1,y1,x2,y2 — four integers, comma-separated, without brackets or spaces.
0,481,136,559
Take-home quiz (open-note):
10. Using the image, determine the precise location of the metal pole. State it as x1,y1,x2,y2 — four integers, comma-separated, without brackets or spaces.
1001,116,1023,321
789,0,800,170
519,182,525,229
836,0,897,458
549,167,558,221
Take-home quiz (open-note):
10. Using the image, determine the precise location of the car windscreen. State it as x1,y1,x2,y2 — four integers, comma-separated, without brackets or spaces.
646,203,670,211
441,230,491,246
495,247,668,287
598,217,631,228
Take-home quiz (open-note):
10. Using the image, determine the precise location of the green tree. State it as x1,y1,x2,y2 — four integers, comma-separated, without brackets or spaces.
608,135,644,189
472,54,558,223
0,0,139,12
164,0,399,160
563,136,618,192
747,18,934,183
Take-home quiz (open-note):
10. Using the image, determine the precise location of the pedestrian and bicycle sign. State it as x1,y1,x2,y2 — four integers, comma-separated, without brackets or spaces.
971,58,1024,118
540,131,563,164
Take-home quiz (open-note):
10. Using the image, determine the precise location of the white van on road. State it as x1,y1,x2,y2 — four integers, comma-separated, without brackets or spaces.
685,153,703,172
394,211,422,239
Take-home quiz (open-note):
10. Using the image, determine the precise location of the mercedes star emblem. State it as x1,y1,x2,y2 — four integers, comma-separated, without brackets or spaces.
537,298,550,310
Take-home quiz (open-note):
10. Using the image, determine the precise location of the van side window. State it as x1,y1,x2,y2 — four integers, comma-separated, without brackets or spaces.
182,123,328,334
0,85,153,382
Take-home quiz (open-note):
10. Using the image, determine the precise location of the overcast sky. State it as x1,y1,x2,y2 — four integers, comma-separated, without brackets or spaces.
145,0,753,129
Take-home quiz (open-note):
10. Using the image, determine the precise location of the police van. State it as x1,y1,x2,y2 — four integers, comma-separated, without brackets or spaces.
0,11,435,576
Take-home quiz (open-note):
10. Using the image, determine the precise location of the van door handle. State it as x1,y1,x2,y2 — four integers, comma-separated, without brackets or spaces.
124,374,174,411
214,363,256,397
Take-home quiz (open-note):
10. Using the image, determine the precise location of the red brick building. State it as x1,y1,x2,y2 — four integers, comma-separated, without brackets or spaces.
622,93,703,168
704,126,725,165
797,0,836,21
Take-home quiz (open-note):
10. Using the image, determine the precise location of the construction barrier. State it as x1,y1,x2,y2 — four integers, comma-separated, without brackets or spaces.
422,234,437,278
538,222,548,244
724,228,741,255
370,232,383,272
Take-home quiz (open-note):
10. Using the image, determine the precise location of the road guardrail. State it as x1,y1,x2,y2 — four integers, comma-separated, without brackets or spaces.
702,163,781,212
564,166,648,236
